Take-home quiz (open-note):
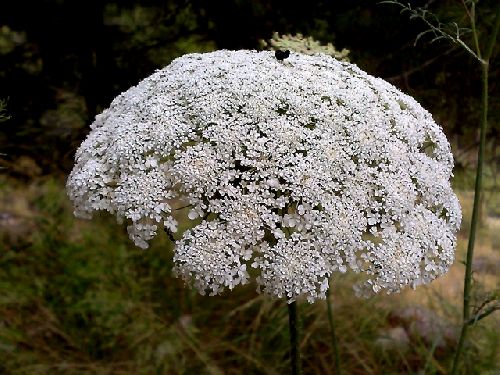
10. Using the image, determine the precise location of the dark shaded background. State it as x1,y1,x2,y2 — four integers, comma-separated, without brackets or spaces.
1,0,498,175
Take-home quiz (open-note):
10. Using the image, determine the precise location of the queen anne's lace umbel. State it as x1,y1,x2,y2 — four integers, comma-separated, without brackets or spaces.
67,50,461,302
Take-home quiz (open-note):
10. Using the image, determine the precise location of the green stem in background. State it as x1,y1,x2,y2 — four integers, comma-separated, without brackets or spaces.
451,6,500,374
287,301,302,375
468,1,481,58
451,62,489,375
326,280,341,374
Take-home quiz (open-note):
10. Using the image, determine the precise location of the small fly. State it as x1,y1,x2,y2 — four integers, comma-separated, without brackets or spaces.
275,49,290,61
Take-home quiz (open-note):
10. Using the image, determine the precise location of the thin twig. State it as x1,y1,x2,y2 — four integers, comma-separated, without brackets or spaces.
381,1,482,62
467,303,500,326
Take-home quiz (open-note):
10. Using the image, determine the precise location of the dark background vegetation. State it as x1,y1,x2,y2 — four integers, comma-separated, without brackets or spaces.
0,0,498,175
0,1,498,374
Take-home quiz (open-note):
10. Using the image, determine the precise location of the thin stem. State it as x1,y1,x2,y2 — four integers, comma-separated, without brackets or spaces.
484,4,500,61
451,6,500,373
326,281,341,374
451,60,489,375
287,301,302,375
469,1,482,59
466,63,488,321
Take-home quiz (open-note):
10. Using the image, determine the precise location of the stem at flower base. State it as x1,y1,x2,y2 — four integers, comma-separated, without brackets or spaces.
288,301,302,375
326,280,341,374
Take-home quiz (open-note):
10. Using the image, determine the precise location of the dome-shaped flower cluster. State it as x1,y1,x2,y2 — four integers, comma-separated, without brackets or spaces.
67,50,461,302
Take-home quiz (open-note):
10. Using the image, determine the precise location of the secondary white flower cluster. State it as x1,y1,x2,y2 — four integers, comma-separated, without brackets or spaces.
67,50,461,302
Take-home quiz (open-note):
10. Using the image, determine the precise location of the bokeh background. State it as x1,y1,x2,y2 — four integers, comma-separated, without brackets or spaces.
0,1,498,374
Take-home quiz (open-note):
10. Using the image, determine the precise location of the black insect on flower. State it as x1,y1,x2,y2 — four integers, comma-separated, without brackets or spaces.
275,49,290,61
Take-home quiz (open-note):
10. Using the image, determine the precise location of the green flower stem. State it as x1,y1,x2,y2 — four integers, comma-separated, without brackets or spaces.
326,280,341,374
287,301,302,375
451,60,487,375
451,5,500,374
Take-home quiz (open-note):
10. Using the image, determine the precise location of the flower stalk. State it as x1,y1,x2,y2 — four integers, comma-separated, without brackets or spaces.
287,301,302,375
326,280,341,374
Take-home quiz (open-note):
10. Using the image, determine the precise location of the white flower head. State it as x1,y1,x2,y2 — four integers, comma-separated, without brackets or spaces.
67,50,461,302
